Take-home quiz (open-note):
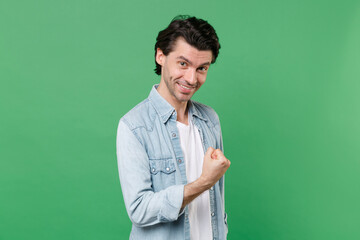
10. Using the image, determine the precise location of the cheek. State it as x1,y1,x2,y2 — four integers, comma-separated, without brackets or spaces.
197,74,207,86
172,68,185,78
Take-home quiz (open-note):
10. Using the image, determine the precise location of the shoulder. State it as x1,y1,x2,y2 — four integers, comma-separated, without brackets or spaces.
191,100,221,127
119,98,156,131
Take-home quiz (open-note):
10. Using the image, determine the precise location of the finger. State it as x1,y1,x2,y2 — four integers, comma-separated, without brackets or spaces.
205,147,215,158
214,149,224,157
212,149,224,160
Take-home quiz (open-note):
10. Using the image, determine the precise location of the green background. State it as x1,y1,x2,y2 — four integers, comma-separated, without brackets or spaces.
1,0,359,239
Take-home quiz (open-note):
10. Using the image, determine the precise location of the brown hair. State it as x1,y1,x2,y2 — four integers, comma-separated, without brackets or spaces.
154,15,221,75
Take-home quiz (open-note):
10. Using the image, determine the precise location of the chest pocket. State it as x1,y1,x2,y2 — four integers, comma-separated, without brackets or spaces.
149,158,176,192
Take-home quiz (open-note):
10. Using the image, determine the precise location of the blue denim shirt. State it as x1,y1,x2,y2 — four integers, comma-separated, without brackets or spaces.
116,85,228,240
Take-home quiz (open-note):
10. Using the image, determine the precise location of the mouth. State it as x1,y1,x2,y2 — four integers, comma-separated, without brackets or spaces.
178,83,192,90
177,82,195,94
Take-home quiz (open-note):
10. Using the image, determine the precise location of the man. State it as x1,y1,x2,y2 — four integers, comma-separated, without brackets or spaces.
116,15,230,240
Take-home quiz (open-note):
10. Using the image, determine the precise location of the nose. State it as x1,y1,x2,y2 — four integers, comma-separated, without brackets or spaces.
184,68,197,85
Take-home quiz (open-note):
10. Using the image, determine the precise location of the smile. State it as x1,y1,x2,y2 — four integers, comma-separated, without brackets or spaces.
178,83,193,90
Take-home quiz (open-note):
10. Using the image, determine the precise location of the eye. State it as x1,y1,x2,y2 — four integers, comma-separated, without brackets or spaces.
198,66,208,72
179,61,187,67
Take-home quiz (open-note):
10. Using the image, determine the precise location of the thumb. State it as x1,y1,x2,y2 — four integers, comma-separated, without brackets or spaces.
205,147,215,158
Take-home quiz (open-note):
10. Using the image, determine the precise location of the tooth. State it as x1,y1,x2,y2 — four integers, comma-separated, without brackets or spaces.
181,84,190,89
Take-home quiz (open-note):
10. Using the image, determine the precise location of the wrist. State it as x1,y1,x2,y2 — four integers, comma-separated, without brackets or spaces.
196,176,213,190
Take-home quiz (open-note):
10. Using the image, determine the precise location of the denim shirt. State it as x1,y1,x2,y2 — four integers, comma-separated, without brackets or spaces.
116,85,228,240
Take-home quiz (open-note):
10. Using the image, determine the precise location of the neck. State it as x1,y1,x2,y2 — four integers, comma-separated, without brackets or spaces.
176,103,189,125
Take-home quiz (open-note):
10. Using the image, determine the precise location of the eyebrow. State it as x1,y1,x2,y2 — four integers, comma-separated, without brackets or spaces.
177,56,211,67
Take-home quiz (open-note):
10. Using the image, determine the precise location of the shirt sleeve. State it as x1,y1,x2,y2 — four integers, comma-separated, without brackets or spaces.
215,113,228,234
116,119,185,227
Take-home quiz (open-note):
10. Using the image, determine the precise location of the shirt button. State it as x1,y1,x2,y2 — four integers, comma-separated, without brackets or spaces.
211,212,215,217
166,167,170,172
177,159,182,163
152,168,155,172
210,186,214,191
172,133,176,137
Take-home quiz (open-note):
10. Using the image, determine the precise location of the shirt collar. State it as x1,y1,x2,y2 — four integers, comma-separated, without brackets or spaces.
188,100,208,122
148,84,208,123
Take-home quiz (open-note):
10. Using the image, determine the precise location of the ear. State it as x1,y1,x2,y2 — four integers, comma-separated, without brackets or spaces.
155,48,165,66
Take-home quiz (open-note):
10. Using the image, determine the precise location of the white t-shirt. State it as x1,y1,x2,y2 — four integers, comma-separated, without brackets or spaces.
177,118,212,240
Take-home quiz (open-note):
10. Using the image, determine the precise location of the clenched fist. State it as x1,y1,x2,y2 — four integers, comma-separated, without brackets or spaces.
200,147,230,189
181,147,230,208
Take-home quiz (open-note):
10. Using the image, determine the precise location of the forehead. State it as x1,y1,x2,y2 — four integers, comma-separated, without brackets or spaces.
169,38,213,64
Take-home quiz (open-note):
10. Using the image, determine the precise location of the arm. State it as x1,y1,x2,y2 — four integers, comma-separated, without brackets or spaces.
116,120,184,227
181,147,230,209
117,120,230,226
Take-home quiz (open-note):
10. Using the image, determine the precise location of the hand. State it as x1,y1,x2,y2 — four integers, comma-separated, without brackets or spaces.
181,147,230,208
199,147,231,188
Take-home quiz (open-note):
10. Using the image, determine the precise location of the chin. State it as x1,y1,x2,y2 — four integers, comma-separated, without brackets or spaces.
176,93,193,102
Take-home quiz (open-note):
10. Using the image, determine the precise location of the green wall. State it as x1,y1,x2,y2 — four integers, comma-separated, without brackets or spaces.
1,0,359,239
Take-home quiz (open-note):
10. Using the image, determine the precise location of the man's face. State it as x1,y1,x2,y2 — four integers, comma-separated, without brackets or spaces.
156,37,213,105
